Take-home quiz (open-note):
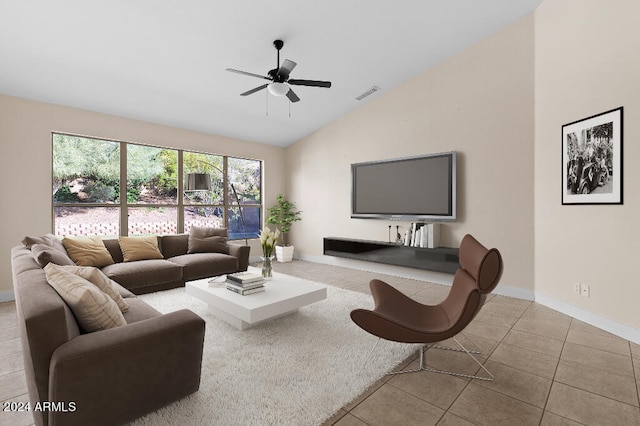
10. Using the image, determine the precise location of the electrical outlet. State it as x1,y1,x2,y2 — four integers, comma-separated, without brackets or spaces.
580,283,590,298
574,283,581,294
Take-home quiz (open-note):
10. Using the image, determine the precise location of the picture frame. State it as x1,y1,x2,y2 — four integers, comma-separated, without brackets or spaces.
562,107,623,205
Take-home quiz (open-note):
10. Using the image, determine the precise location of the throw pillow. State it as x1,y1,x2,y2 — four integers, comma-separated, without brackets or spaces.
118,236,163,262
22,233,67,254
62,236,115,267
44,263,126,332
31,243,76,267
59,265,129,313
187,226,229,254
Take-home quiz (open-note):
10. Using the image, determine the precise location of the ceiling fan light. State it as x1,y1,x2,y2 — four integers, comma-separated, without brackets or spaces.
268,82,289,97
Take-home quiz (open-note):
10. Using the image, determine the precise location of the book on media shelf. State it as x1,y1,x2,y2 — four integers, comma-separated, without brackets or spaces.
227,271,265,284
403,223,440,248
226,285,265,296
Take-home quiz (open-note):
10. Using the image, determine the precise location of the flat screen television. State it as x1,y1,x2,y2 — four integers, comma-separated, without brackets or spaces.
351,151,457,222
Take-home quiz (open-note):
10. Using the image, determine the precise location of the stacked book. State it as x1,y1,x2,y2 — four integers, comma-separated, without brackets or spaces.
225,272,265,295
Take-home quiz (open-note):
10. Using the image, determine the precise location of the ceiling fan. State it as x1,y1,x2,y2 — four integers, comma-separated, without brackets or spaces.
226,39,331,103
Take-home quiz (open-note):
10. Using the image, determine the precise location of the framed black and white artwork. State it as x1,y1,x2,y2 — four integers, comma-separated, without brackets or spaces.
562,107,623,205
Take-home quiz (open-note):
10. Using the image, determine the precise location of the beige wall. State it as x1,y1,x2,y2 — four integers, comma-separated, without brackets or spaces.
535,0,640,331
285,16,535,296
0,94,286,298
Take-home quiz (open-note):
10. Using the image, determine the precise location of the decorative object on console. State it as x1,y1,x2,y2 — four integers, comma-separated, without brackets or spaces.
403,223,440,248
266,193,302,262
562,106,623,205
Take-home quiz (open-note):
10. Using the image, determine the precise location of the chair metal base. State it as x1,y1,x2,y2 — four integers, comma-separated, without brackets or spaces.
363,334,494,381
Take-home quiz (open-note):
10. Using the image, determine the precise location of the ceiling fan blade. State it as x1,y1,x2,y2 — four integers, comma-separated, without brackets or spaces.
277,59,297,80
226,68,271,80
240,84,268,96
286,89,300,103
288,79,332,88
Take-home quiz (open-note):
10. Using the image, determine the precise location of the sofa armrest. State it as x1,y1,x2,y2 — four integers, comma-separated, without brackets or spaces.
48,309,205,426
228,244,250,271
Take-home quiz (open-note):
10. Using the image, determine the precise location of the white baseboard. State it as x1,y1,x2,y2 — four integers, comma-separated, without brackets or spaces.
301,254,639,344
0,290,15,303
297,253,535,301
535,292,640,345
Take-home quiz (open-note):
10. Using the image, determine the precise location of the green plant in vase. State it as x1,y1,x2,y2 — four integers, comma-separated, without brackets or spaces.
266,194,302,262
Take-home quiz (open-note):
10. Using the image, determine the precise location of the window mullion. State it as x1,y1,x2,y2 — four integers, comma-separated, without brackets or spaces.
120,142,127,236
223,156,229,229
177,150,184,233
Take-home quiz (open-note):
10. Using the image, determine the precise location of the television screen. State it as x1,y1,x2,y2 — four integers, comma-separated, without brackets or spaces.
351,151,456,221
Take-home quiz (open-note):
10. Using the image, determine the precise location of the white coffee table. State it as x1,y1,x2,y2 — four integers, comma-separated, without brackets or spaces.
185,267,327,330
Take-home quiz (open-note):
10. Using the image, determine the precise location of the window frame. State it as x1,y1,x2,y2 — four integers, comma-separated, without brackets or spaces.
51,132,262,241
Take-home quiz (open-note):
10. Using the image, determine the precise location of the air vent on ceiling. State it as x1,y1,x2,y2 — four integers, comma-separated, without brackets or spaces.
355,86,380,101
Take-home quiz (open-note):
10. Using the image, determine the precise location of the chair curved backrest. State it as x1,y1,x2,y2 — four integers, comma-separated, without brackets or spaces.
458,234,503,294
350,234,503,345
439,235,503,336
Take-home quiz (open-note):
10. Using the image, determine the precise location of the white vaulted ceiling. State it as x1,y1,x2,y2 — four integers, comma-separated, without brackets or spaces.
0,0,542,146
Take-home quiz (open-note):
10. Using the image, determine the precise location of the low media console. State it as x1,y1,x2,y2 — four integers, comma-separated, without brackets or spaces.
323,237,459,274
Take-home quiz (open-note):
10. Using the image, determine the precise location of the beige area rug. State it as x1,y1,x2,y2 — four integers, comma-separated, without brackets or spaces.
133,285,414,426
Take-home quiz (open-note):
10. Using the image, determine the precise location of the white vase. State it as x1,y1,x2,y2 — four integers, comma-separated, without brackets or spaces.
275,245,294,262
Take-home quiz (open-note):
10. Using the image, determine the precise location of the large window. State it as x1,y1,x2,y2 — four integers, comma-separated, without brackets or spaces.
52,133,262,240
53,135,120,237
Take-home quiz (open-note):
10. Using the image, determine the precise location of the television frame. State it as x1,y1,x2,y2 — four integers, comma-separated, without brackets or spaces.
351,151,457,222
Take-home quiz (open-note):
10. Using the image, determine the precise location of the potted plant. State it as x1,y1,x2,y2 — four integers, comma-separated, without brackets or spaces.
266,194,302,262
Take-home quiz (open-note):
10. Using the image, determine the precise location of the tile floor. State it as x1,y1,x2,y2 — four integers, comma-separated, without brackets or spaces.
2,260,639,425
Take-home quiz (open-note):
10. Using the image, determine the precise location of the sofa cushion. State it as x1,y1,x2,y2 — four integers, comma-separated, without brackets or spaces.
187,227,229,254
118,236,164,262
22,233,68,254
30,243,76,267
121,298,162,324
44,263,126,332
160,234,188,258
101,259,183,291
58,265,129,313
168,253,239,281
62,236,115,267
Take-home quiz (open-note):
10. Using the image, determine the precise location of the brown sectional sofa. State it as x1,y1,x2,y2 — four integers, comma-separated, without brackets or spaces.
11,231,251,426
100,234,250,294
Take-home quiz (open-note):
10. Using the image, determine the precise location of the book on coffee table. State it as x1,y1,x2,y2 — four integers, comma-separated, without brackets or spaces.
226,284,265,296
226,280,264,291
227,271,264,284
